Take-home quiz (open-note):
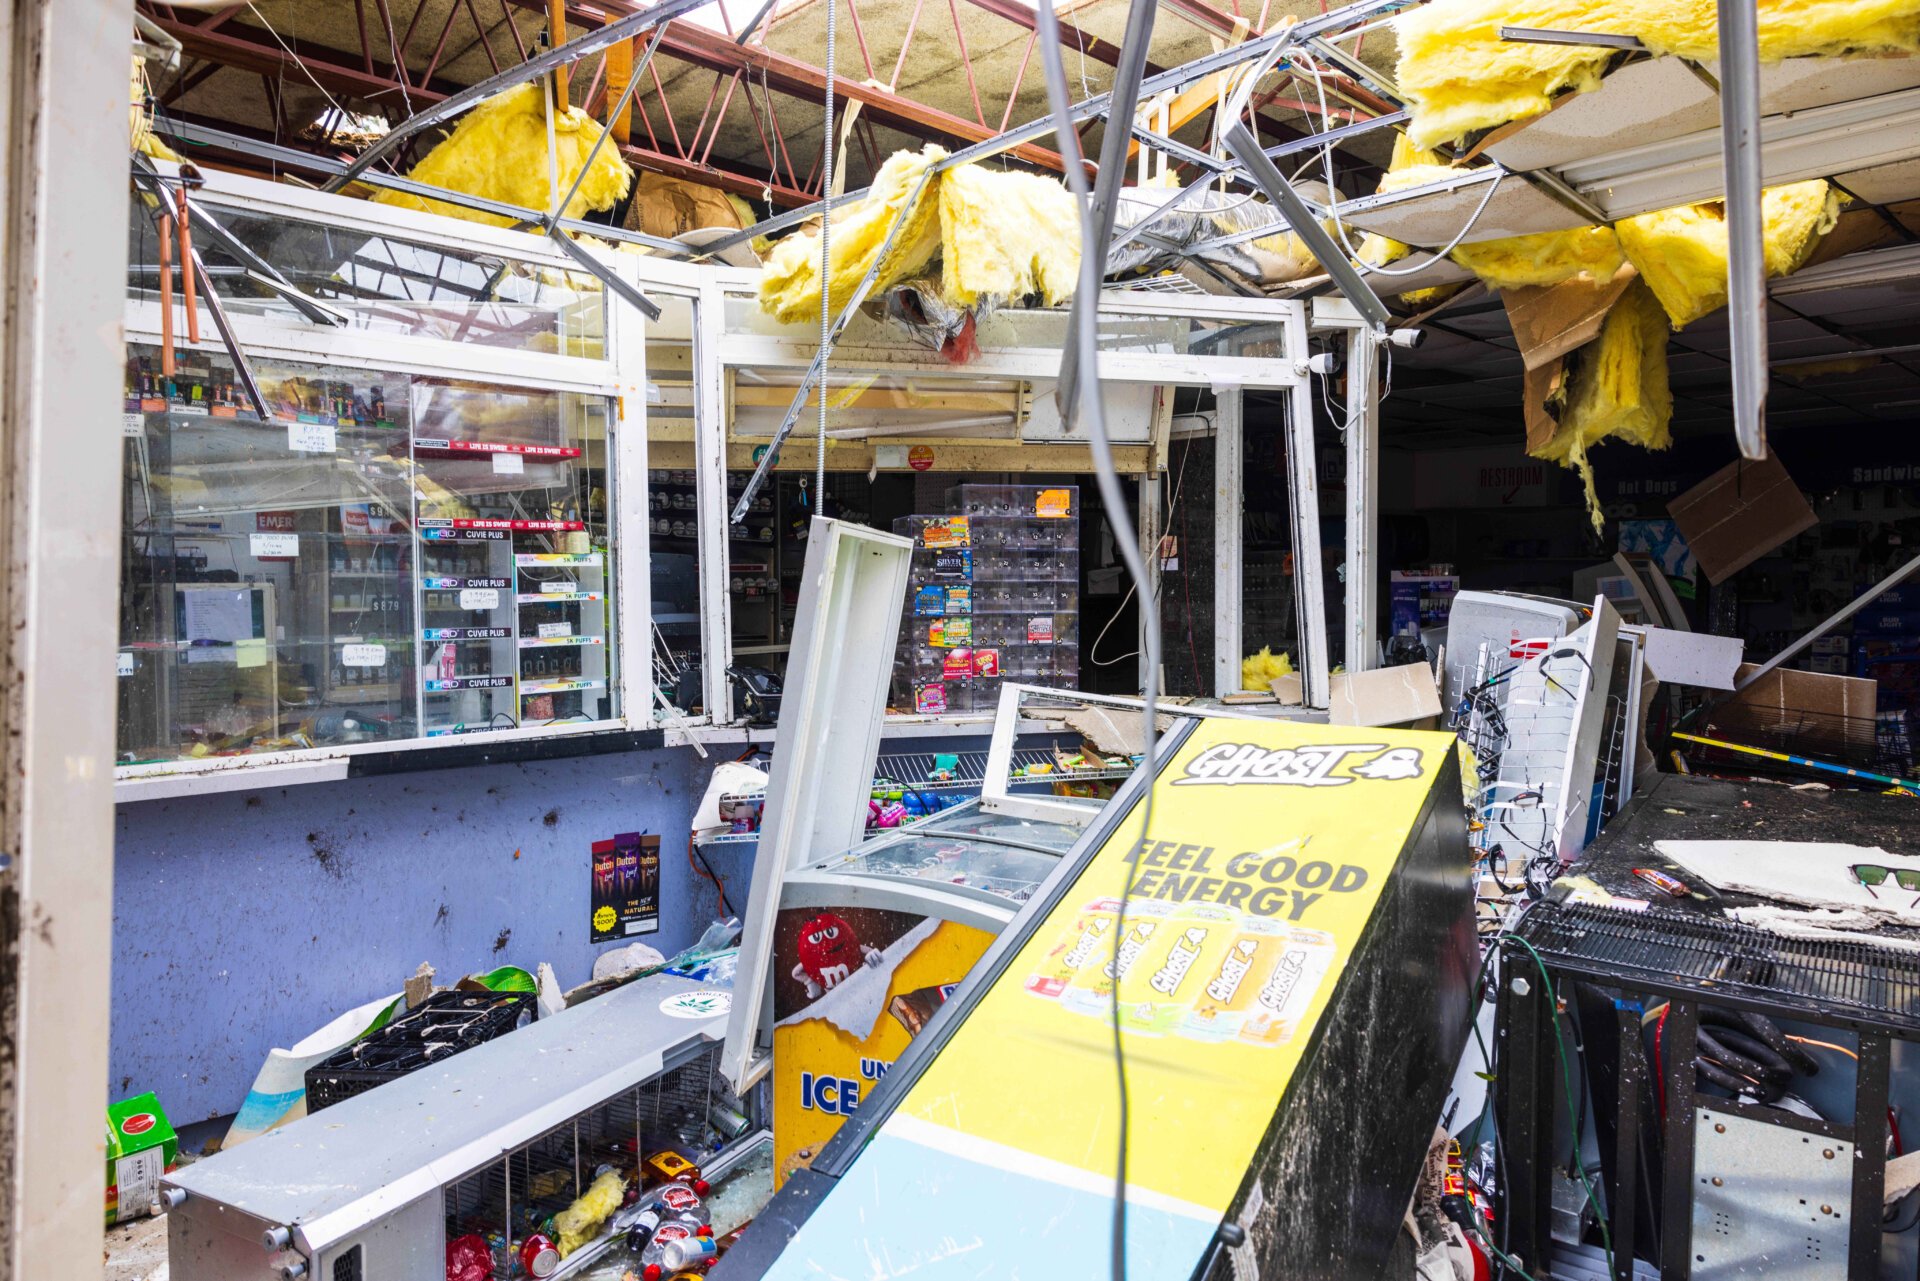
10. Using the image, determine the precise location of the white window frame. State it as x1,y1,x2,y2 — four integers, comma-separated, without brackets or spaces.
115,168,1343,786
114,169,676,798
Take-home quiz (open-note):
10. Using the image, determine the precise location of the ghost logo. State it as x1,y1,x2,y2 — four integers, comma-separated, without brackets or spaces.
1148,928,1208,996
1206,940,1258,1002
1349,747,1424,781
1173,741,1426,786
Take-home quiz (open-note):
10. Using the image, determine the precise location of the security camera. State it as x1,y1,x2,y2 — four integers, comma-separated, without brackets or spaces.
1387,328,1426,350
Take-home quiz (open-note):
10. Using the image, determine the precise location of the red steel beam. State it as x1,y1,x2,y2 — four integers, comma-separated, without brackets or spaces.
141,10,816,206
963,0,1167,78
498,0,1066,171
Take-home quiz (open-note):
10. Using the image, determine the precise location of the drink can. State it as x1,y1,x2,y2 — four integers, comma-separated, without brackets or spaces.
1059,900,1173,1017
1182,916,1289,1042
1236,927,1338,1048
1023,898,1119,999
519,1233,560,1278
1115,903,1239,1036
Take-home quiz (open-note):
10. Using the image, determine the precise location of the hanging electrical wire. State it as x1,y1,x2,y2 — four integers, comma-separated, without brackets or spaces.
817,0,838,498
1035,2,1162,1277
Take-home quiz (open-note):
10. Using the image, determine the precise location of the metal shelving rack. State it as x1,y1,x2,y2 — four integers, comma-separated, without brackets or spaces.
693,747,1136,848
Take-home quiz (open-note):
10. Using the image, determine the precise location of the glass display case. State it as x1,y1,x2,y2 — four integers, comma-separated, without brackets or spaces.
117,342,618,764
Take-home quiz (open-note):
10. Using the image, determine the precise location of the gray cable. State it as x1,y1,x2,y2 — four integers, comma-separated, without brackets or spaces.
1036,3,1160,1278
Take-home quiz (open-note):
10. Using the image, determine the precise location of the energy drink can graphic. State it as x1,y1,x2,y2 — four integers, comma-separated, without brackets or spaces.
1116,904,1239,1036
1182,915,1290,1042
1237,926,1338,1048
1060,900,1172,1016
1024,898,1120,999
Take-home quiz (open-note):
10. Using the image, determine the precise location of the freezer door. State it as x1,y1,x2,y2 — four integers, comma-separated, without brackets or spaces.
722,518,914,1093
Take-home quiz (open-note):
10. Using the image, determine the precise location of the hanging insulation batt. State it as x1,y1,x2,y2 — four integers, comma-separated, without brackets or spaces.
1534,278,1673,525
758,145,1086,323
758,146,948,325
1616,180,1842,327
371,82,632,227
1397,0,1920,149
1356,144,1622,289
938,164,1081,308
1451,224,1626,290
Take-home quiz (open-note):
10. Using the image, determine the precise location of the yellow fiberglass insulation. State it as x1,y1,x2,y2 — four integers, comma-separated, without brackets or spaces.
1617,180,1841,328
1534,279,1673,528
371,82,631,228
938,163,1081,309
758,146,948,325
552,1170,626,1258
1397,0,1920,150
1451,224,1625,290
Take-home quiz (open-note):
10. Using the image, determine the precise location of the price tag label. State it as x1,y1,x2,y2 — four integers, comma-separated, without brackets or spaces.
117,651,135,678
540,581,576,595
122,412,145,437
342,643,387,667
287,421,338,453
491,452,525,475
249,533,299,558
537,621,573,639
459,588,501,610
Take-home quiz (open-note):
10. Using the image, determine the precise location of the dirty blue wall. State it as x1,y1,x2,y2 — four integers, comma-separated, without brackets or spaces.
111,745,754,1124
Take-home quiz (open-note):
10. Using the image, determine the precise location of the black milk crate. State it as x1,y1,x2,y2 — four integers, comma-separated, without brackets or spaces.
305,990,534,1113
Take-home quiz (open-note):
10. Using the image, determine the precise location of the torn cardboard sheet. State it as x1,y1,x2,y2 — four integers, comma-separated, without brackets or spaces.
1057,704,1176,758
1640,627,1743,689
777,916,941,1040
1505,265,1638,456
1668,452,1819,584
1715,665,1877,754
1729,905,1920,955
1327,664,1443,727
1890,1150,1920,1206
1658,840,1920,925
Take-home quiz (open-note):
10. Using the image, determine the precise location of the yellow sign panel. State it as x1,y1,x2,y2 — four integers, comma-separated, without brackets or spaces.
898,719,1454,1217
772,919,995,1188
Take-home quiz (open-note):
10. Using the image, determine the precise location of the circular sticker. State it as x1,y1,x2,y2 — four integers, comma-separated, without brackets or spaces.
593,905,616,933
907,445,935,472
122,1113,156,1136
660,989,731,1019
752,444,780,466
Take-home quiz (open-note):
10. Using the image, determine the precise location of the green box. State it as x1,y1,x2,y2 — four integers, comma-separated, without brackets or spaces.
106,1093,177,1225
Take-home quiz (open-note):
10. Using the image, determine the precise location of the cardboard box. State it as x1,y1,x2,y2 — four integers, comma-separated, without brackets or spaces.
106,1093,177,1225
1717,664,1878,753
1667,453,1818,585
1327,664,1443,728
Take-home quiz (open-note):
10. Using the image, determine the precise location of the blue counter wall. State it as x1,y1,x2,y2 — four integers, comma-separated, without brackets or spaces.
111,745,756,1123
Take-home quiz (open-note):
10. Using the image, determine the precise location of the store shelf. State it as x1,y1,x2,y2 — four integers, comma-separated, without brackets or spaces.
515,591,604,604
514,552,603,567
517,635,606,648
328,683,402,704
424,675,515,691
422,576,512,590
710,749,1136,812
693,830,761,848
411,438,581,459
520,677,606,696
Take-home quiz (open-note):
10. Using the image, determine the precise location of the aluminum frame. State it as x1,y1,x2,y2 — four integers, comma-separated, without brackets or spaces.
115,170,666,796
720,516,915,1091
